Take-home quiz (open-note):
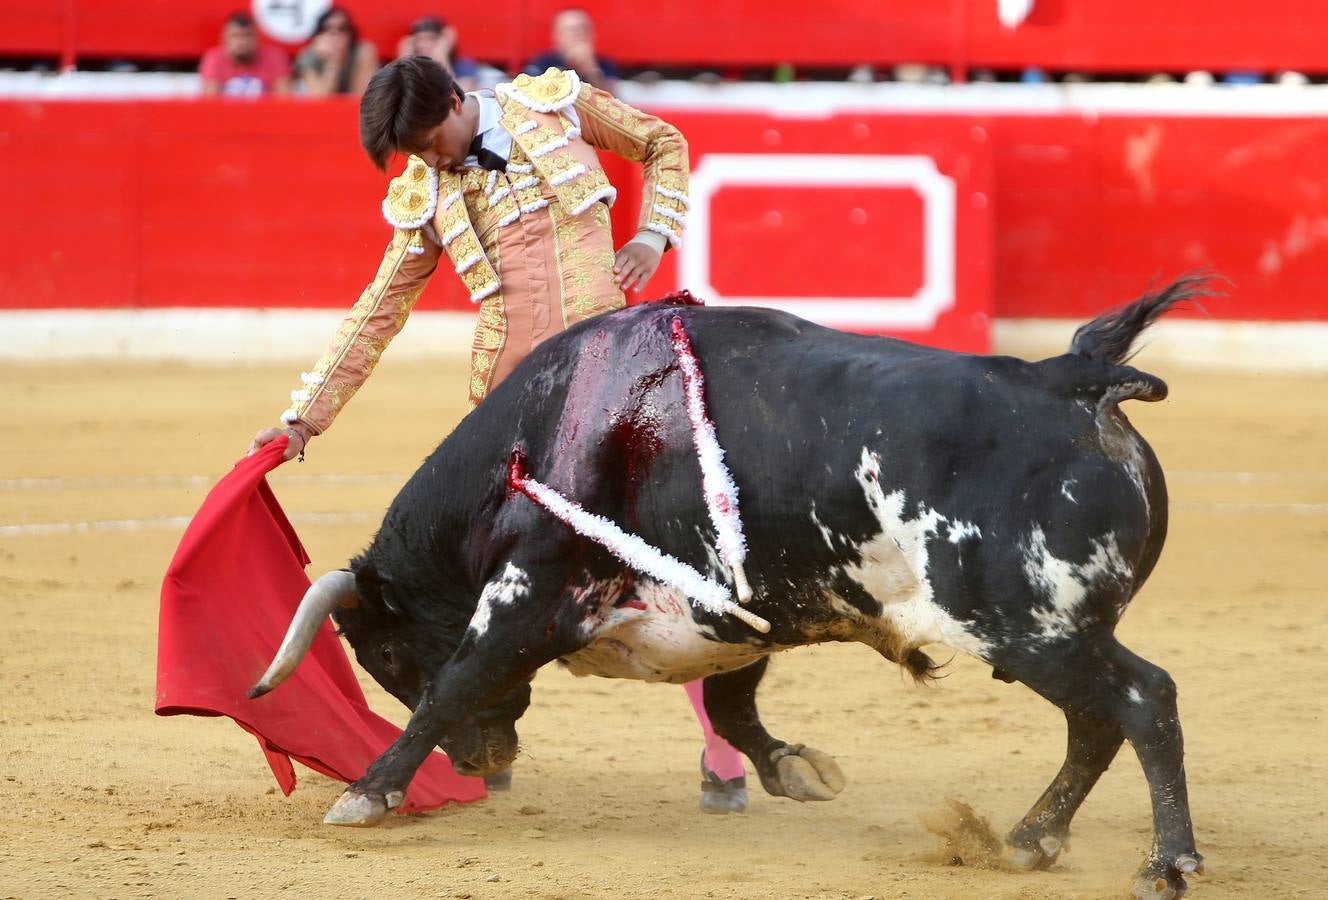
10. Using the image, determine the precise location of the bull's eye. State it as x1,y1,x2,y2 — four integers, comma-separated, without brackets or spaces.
380,645,395,669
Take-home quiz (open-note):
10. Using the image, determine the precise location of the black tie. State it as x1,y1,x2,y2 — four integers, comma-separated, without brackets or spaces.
468,135,507,172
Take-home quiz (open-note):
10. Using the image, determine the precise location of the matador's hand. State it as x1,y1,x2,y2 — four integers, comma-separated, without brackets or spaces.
248,426,306,461
613,242,662,293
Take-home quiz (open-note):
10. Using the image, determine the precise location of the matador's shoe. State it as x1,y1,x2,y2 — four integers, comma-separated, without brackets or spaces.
699,751,748,814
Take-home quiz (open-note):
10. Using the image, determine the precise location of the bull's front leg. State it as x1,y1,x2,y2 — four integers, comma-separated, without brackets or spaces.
324,564,562,827
701,657,847,803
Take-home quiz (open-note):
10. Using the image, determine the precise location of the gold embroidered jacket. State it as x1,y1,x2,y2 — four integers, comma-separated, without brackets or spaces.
281,68,689,436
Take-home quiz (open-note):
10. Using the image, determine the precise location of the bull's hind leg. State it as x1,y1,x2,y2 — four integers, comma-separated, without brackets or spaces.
1113,642,1203,900
1003,636,1201,900
1006,711,1124,869
325,563,570,826
701,657,847,802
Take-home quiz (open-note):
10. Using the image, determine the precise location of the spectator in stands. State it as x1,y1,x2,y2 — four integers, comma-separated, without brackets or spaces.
293,6,380,96
524,7,619,88
395,15,480,91
199,11,291,96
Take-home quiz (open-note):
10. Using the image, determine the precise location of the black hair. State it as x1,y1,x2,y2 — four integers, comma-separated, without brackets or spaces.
410,16,446,35
359,56,464,171
313,5,360,48
224,11,254,28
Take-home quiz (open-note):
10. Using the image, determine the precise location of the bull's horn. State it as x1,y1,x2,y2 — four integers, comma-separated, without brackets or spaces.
247,570,357,699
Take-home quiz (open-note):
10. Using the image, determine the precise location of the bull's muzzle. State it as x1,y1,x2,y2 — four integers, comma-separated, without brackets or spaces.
247,570,357,698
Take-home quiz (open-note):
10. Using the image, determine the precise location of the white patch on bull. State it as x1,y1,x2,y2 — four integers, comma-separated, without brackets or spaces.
1021,526,1133,641
1125,685,1144,705
809,505,837,551
466,562,530,639
1123,432,1151,513
560,578,769,683
1097,386,1154,515
946,521,982,545
694,527,727,584
1060,478,1079,505
834,448,990,660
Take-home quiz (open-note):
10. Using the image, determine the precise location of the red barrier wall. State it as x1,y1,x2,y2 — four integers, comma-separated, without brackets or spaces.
7,1,1328,75
0,98,390,310
962,0,1328,75
3,98,1327,327
991,115,1328,319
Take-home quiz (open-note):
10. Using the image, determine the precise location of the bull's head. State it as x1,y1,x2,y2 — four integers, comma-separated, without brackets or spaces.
248,566,527,778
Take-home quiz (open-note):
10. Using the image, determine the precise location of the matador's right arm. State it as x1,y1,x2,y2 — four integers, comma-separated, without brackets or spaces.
280,227,441,439
278,158,446,440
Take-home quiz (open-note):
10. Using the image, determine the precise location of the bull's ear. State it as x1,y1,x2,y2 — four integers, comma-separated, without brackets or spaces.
352,564,405,617
379,585,405,617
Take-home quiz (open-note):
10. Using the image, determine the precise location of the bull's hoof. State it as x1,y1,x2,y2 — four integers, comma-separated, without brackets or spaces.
1131,851,1204,900
1010,835,1064,871
483,768,514,791
699,752,748,814
762,744,846,802
322,789,401,827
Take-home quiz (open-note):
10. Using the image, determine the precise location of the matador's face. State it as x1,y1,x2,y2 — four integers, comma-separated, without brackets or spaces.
410,91,472,172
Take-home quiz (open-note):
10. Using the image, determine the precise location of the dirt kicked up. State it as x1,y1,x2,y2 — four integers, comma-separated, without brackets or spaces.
2,358,1325,899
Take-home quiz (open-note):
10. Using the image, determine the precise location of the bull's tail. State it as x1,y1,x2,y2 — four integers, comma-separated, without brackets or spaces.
1068,273,1220,365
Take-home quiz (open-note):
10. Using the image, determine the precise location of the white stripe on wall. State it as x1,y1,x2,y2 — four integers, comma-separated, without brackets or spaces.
1,309,1323,371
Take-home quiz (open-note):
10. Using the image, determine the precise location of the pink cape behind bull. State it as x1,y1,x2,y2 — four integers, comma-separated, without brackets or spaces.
154,437,485,812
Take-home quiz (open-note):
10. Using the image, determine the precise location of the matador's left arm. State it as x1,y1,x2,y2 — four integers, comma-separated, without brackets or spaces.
571,82,689,249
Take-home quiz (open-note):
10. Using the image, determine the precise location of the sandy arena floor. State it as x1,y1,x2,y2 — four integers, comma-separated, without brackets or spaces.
2,354,1325,899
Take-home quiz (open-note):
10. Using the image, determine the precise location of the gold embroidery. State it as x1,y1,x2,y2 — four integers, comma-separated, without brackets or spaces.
579,85,647,162
502,101,611,218
451,231,483,263
656,174,688,195
434,170,500,299
559,167,614,212
652,193,687,216
291,230,428,430
511,177,545,212
382,156,438,228
551,198,622,327
539,147,583,181
466,169,487,189
525,125,563,148
460,264,496,294
485,191,519,235
468,281,508,408
511,68,576,107
569,81,689,244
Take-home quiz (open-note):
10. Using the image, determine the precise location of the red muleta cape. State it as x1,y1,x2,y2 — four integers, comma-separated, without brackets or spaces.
155,438,484,812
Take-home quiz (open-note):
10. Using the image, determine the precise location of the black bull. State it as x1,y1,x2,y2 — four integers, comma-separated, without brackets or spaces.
252,277,1210,899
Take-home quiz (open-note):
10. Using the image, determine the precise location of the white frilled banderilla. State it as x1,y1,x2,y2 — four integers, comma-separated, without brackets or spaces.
506,314,764,632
